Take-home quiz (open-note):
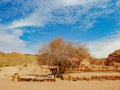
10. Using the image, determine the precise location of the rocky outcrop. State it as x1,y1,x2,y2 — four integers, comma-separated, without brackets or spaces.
106,49,120,66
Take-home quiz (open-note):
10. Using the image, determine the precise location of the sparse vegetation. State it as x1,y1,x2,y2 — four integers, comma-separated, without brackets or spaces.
0,52,37,67
37,38,91,67
1,39,120,68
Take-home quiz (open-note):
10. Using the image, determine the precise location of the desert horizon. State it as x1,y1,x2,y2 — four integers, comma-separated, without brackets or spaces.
0,38,120,90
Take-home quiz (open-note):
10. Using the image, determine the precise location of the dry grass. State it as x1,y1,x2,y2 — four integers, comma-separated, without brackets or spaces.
0,52,37,67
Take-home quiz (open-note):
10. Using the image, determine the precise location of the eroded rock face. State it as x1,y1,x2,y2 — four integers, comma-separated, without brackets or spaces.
106,49,120,66
67,56,92,67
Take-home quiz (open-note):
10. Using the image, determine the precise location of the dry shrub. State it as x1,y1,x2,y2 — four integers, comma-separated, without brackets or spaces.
37,38,91,67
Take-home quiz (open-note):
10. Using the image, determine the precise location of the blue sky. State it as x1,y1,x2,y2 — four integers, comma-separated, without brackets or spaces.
0,0,120,58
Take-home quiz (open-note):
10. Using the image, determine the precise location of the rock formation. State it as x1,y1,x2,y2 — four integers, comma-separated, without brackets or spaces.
106,49,120,66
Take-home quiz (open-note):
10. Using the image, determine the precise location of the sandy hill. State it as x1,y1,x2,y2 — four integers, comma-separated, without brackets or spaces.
0,52,37,67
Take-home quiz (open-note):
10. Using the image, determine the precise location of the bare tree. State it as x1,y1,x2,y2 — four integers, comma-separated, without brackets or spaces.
37,38,91,67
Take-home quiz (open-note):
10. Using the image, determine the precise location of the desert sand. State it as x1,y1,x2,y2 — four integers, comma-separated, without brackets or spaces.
0,65,120,90
0,77,120,90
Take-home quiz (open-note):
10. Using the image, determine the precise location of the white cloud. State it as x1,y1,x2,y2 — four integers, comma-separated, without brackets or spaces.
9,12,49,28
63,0,107,7
87,31,120,58
0,25,33,53
8,0,111,29
63,0,91,6
1,0,119,30
116,0,120,6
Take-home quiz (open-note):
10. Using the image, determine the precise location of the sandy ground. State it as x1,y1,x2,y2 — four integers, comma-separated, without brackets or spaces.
0,66,120,90
0,78,120,90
